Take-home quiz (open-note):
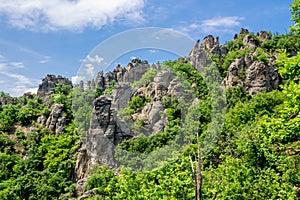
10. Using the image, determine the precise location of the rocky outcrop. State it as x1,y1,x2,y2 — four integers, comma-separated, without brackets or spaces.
191,36,227,62
37,74,72,102
123,59,149,83
0,95,17,107
77,59,150,91
225,55,279,95
45,104,66,134
112,83,134,110
244,61,279,95
188,40,212,71
243,34,258,50
257,31,271,42
200,35,219,49
75,96,132,180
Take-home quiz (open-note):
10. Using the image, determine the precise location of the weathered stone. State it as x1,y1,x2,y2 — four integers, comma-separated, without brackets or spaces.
95,71,104,88
75,96,132,180
37,74,72,102
188,42,212,71
45,104,66,134
112,83,133,111
243,35,258,50
37,115,47,126
244,61,279,95
257,31,271,41
225,57,246,87
239,28,249,35
245,54,254,68
200,35,219,49
225,55,280,95
154,69,173,88
123,61,149,83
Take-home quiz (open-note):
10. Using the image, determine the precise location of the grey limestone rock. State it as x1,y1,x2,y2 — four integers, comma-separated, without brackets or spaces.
37,74,72,102
45,104,66,134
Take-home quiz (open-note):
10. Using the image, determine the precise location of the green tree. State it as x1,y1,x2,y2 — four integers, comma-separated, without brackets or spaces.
291,0,300,34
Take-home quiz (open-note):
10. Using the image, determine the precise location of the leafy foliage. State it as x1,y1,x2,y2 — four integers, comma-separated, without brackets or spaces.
276,51,300,81
1,2,300,199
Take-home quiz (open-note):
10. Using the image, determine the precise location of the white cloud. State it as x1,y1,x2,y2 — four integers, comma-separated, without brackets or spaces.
25,87,38,94
178,16,244,36
200,16,244,33
0,63,6,69
80,55,105,77
1,71,32,85
0,71,39,96
39,56,51,64
85,63,95,77
9,62,25,68
83,55,104,64
0,61,25,70
149,49,157,53
0,0,145,31
71,75,85,85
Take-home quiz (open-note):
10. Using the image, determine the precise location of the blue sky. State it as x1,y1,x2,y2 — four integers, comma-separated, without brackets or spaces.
0,0,294,96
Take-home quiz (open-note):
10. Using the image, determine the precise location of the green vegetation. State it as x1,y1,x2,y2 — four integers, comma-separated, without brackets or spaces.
0,1,300,199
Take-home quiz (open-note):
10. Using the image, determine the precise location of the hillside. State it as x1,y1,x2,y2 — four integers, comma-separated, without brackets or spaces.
1,2,300,199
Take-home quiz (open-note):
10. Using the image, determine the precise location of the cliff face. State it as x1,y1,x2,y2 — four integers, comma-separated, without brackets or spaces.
37,74,72,102
75,96,132,180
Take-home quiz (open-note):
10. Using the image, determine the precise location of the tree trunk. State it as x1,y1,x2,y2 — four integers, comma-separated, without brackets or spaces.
196,132,202,200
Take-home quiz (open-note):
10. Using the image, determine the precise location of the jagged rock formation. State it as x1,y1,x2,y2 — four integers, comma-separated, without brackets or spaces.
123,59,149,83
257,31,271,41
112,83,134,110
75,97,132,182
225,54,279,95
45,104,66,134
74,65,193,195
200,35,219,49
73,29,282,198
188,40,213,71
189,28,279,96
243,34,258,50
77,58,150,91
37,74,72,102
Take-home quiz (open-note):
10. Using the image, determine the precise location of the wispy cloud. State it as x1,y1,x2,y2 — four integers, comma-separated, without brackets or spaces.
0,0,145,31
201,16,244,33
1,71,32,85
39,56,51,64
0,71,39,96
0,57,25,70
9,62,25,68
178,16,244,38
0,55,38,96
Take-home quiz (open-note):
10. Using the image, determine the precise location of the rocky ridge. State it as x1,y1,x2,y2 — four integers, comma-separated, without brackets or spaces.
189,28,279,95
33,28,283,198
